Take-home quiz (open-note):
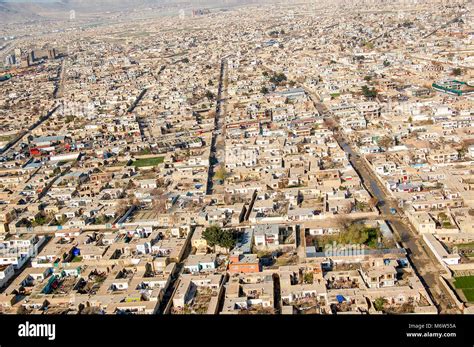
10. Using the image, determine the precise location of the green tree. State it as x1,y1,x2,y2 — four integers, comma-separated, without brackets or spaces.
438,212,448,221
374,297,386,311
203,225,221,248
205,90,215,100
364,42,374,49
215,165,227,181
362,85,377,98
220,231,236,251
303,272,314,284
32,215,47,227
458,147,467,159
94,215,106,225
458,142,469,159
452,68,462,76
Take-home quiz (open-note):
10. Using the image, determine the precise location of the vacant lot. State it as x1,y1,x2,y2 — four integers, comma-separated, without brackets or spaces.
131,157,164,167
457,242,474,258
453,276,474,302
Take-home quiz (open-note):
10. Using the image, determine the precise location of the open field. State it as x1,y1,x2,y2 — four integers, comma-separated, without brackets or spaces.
131,157,164,167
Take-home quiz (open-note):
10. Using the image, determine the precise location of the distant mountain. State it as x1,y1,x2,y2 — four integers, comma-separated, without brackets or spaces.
0,0,170,22
0,0,264,23
0,1,46,22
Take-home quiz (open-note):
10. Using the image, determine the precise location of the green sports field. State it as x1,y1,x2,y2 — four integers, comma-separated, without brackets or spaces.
453,276,474,302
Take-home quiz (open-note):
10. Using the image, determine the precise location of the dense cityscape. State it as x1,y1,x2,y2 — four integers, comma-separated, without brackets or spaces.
0,0,473,317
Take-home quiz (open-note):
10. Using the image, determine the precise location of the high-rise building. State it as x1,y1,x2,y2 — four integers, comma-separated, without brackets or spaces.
4,54,16,67
47,48,57,60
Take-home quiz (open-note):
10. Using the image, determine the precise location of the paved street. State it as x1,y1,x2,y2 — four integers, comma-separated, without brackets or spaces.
207,57,228,195
335,134,460,313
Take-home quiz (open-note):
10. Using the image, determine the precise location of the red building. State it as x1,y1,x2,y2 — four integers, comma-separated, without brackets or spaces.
228,254,260,273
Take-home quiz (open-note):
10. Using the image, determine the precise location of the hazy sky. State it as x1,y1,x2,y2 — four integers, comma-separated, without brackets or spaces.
2,0,60,3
